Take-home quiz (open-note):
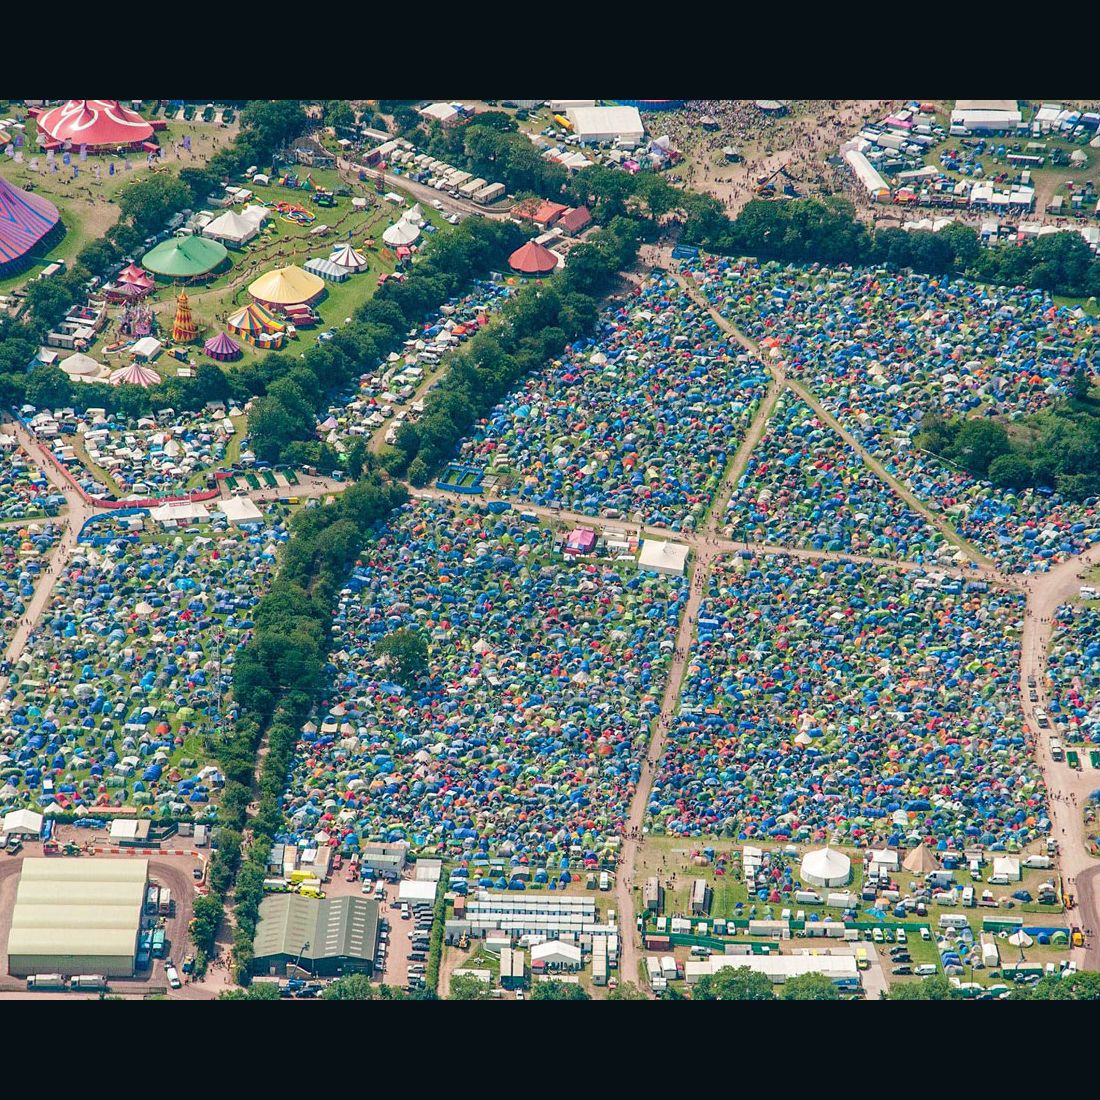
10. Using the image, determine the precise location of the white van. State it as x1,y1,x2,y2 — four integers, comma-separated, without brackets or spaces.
914,964,938,977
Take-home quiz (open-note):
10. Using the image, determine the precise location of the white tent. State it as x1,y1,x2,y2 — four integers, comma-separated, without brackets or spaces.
2,809,43,837
204,210,259,246
404,203,424,226
329,242,369,272
382,219,420,247
60,352,103,377
304,257,349,283
566,105,644,146
239,204,270,227
398,879,437,902
800,846,851,887
218,497,263,525
993,856,1021,881
131,336,162,360
637,539,689,576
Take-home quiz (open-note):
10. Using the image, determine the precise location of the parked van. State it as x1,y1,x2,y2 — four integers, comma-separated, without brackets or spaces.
914,964,938,977
794,890,822,905
962,887,975,908
938,914,969,931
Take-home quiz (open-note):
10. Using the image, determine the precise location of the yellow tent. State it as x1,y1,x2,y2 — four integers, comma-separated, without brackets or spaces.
248,264,325,306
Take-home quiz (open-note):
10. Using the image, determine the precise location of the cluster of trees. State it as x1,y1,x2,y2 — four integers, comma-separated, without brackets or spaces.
389,216,645,484
685,193,1100,299
886,972,1100,1000
916,396,1100,501
691,967,839,1001
195,474,406,982
322,974,434,1000
247,217,525,468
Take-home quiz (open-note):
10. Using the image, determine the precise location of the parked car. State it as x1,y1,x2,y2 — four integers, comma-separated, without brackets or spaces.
891,965,913,976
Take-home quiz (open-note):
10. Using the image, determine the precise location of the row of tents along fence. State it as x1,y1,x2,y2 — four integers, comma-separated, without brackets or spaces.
0,522,62,655
454,272,770,532
647,553,1047,852
679,255,1100,572
0,442,66,521
315,279,514,453
1046,601,1100,747
0,502,290,815
22,404,249,502
280,496,688,865
722,388,953,563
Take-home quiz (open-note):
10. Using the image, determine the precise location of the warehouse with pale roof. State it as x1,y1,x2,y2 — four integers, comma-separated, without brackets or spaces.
8,858,147,977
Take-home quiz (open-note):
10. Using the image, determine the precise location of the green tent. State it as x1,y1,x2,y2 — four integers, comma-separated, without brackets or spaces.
142,235,228,278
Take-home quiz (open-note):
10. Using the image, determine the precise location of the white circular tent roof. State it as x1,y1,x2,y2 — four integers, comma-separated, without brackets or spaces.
382,220,420,246
60,352,102,376
800,846,851,887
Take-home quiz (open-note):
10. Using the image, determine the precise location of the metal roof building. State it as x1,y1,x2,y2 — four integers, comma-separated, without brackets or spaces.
8,858,146,977
252,895,380,978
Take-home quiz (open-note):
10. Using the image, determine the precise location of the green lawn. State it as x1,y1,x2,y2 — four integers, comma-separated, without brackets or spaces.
1054,295,1100,317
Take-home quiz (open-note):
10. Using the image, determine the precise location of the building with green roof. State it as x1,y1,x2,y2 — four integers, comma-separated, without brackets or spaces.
142,235,228,279
252,894,380,978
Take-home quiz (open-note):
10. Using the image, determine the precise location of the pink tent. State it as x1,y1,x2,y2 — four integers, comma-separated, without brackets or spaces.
204,331,242,361
109,361,160,387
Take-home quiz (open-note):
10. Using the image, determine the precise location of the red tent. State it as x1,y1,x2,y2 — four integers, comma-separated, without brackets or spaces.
508,240,558,276
35,100,154,151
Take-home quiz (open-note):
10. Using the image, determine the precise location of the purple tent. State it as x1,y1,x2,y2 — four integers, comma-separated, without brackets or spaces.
204,331,242,361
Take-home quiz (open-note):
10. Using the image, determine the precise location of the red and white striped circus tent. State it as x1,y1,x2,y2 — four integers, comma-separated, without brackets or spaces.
36,100,154,151
109,361,161,387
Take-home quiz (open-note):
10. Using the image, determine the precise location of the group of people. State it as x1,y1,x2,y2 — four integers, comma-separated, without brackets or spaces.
684,255,1100,573
650,554,1042,851
461,273,770,531
282,497,688,861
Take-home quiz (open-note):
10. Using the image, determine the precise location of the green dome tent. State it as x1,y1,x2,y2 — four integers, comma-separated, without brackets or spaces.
142,236,228,279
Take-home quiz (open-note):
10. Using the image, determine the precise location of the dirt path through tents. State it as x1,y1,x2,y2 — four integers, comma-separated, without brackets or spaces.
671,270,993,569
1019,543,1100,963
0,420,102,677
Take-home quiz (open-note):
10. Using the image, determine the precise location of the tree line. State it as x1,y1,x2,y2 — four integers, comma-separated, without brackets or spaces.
191,473,407,982
683,193,1100,300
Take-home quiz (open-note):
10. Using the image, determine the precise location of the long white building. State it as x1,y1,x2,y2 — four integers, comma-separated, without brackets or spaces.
684,952,860,986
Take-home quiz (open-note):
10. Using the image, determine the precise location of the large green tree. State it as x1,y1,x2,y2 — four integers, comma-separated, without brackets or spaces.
375,628,429,688
886,975,959,1001
781,972,841,1001
692,967,775,1001
449,974,494,1000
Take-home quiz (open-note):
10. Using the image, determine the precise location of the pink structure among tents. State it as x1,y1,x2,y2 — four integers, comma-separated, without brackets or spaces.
204,332,242,361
